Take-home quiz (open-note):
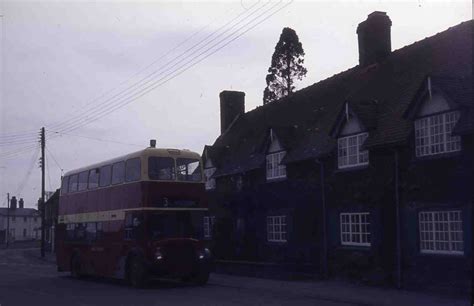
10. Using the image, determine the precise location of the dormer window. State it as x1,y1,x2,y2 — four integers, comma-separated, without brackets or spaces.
266,129,286,180
415,111,461,157
338,133,369,169
266,151,286,180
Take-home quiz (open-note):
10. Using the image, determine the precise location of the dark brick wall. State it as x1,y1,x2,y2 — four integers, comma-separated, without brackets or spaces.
206,134,472,290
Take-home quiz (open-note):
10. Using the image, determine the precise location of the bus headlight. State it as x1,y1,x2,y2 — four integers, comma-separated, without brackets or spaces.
155,247,163,260
198,248,211,260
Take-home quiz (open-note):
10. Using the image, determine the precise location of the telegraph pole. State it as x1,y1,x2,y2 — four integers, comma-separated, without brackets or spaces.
6,193,10,247
40,127,45,258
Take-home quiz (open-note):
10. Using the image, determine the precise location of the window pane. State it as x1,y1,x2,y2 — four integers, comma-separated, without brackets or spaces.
125,158,141,182
78,171,88,191
88,168,99,189
176,158,202,182
419,210,463,254
99,165,112,187
68,175,78,193
111,161,125,185
149,157,175,180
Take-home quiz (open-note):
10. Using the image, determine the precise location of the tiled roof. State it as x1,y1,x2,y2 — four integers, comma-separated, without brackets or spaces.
206,20,473,175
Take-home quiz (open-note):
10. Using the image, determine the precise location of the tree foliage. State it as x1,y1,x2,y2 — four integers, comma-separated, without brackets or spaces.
263,27,307,105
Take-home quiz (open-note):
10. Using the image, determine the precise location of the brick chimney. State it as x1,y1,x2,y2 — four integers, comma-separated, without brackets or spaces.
220,91,245,134
19,198,24,209
10,196,17,209
357,11,392,66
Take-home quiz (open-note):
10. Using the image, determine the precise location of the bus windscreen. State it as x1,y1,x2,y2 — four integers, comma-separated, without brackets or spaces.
176,158,202,182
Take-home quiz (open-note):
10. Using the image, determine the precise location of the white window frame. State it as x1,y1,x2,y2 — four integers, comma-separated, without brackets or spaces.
338,133,369,169
266,215,287,243
419,210,463,255
266,151,286,180
203,216,215,239
414,111,461,157
204,167,216,190
340,212,371,247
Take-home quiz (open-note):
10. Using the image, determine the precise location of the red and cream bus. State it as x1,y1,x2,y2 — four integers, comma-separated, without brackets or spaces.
56,144,212,287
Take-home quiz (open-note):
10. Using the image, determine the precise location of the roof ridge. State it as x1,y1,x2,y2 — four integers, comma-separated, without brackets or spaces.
244,19,473,118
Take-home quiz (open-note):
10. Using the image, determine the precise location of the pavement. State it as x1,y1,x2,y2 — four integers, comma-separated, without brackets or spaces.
0,247,471,306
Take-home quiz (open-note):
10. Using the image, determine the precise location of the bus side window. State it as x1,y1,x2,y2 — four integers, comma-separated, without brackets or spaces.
99,165,111,187
111,161,125,185
78,171,88,191
61,176,69,195
66,223,75,240
88,168,99,189
125,158,141,182
96,222,103,240
85,223,97,241
68,174,78,193
124,213,143,240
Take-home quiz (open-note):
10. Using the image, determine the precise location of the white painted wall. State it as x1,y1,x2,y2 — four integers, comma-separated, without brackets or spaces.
0,213,41,242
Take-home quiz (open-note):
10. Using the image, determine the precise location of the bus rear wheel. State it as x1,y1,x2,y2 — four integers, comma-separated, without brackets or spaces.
128,257,147,288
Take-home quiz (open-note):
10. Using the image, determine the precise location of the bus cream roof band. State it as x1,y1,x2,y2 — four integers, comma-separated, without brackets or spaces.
63,148,201,177
58,207,209,224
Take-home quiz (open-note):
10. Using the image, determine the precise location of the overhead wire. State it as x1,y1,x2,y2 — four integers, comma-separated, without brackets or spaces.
50,0,290,135
0,3,241,138
46,1,265,133
45,146,63,176
14,144,40,197
47,130,144,148
1,1,292,164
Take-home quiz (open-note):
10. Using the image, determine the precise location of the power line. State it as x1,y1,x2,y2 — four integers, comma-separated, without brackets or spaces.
51,1,289,135
45,146,63,176
47,130,144,147
1,1,292,161
14,144,40,197
46,1,265,133
0,4,242,138
0,144,39,160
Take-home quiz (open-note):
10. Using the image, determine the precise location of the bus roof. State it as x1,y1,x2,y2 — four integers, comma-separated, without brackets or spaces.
63,147,201,177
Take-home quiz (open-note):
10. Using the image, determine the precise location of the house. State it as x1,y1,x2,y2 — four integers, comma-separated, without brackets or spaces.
0,196,41,243
202,12,472,292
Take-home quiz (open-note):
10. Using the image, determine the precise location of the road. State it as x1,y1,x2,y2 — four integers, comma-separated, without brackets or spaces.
0,247,470,306
0,248,355,306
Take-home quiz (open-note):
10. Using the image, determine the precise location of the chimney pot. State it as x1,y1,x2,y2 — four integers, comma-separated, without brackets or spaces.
150,139,156,148
19,198,24,209
357,11,392,66
10,196,17,209
220,91,245,134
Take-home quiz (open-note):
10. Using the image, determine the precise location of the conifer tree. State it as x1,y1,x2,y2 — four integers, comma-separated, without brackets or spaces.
263,27,307,104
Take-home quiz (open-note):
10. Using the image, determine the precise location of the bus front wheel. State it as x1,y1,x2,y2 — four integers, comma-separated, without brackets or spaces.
128,257,147,288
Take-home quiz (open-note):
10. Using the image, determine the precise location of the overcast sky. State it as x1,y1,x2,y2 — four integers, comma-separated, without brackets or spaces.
0,0,471,208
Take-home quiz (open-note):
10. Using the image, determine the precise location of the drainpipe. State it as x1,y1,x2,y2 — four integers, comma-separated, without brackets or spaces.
315,158,328,279
394,149,402,289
